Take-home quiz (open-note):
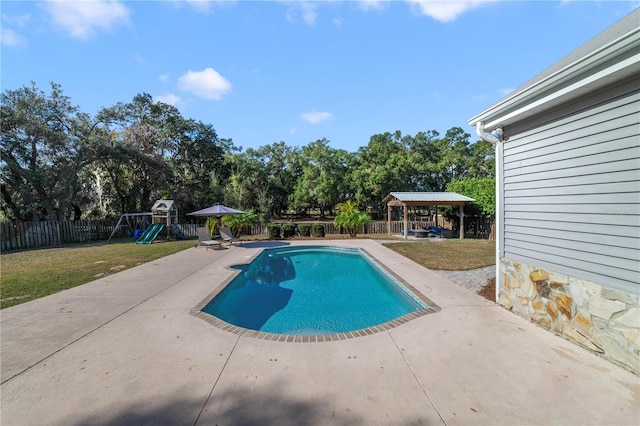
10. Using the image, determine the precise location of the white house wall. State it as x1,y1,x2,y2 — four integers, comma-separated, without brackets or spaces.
502,89,640,294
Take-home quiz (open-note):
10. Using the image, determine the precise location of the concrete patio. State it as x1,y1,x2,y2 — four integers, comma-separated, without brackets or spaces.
1,240,638,425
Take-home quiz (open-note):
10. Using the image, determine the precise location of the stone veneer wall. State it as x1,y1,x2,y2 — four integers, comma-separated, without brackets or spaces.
500,258,640,374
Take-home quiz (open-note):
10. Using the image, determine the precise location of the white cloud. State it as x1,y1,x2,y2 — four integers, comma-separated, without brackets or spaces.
43,0,130,39
177,67,232,100
405,0,496,23
170,0,236,14
184,0,213,13
498,87,514,96
358,0,388,11
1,13,30,47
2,13,31,27
1,28,27,48
284,1,318,25
155,93,182,106
301,111,333,124
159,74,170,83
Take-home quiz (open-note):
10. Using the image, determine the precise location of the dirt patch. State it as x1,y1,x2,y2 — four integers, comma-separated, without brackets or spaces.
477,277,496,301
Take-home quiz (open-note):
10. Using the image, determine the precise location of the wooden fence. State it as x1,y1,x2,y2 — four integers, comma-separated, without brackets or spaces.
0,220,208,251
1,220,116,251
245,218,453,236
461,217,495,240
3,217,498,252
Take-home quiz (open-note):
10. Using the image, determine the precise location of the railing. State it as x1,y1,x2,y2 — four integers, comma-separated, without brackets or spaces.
1,217,478,252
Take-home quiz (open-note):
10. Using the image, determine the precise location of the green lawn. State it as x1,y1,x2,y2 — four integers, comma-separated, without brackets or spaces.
1,239,195,309
383,239,495,270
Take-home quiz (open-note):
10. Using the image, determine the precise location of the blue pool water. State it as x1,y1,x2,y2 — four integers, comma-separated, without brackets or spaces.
202,246,425,335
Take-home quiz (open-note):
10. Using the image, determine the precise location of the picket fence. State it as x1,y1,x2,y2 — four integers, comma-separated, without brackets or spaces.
1,217,492,252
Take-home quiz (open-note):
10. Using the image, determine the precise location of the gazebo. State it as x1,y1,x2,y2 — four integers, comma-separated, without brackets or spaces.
382,192,475,239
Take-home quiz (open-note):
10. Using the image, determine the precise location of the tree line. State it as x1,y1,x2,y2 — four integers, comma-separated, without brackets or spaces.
1,82,495,223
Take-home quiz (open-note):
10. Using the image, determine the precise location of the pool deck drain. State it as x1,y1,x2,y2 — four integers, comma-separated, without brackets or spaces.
1,240,638,425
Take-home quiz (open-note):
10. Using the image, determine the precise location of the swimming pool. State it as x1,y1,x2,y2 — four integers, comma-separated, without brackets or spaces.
199,246,434,336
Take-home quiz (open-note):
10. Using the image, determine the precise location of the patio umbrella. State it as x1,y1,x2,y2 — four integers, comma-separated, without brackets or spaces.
187,203,246,217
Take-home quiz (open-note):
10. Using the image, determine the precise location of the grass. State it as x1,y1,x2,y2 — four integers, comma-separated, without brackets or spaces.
0,235,495,309
0,239,195,309
383,239,495,270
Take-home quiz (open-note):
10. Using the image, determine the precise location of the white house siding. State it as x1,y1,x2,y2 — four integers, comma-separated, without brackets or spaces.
498,87,640,373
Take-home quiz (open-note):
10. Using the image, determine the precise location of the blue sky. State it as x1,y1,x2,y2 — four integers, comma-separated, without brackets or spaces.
2,1,637,153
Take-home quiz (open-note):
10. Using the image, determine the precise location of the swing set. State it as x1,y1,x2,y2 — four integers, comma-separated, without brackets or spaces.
107,200,183,243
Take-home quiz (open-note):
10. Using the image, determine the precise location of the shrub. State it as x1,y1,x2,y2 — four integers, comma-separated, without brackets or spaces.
282,224,297,238
267,224,281,239
312,224,325,237
298,224,311,237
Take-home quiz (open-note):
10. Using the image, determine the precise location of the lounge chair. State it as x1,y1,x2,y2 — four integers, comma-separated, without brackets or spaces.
219,227,242,245
423,226,452,238
196,227,222,250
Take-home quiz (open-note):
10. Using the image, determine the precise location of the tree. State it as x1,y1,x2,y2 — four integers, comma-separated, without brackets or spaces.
167,118,225,215
446,177,495,217
426,127,472,192
1,82,95,221
466,139,495,178
402,130,441,191
334,200,371,237
348,132,419,218
290,138,347,217
223,149,265,212
2,80,499,226
95,94,177,214
227,142,302,219
93,94,228,217
253,142,300,218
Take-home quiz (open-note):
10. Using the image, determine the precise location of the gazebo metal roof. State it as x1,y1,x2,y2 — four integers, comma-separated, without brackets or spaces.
383,192,475,204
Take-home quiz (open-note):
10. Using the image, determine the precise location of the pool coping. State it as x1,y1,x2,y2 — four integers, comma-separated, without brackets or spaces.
190,245,442,341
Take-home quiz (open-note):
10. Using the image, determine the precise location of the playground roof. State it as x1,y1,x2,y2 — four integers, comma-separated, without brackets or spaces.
152,200,175,211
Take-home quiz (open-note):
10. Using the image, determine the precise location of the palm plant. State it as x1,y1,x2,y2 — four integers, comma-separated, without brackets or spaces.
222,210,261,237
205,217,219,236
334,200,371,237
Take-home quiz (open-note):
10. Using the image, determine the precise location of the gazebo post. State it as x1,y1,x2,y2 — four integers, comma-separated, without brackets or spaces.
459,204,464,239
403,204,408,239
387,204,391,236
